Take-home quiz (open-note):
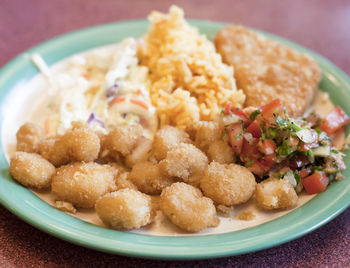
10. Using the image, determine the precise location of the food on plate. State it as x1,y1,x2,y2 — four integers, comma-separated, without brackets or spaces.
16,122,43,154
200,162,256,206
152,125,191,161
160,182,219,232
6,5,349,234
95,188,153,230
43,122,100,166
159,143,208,186
255,177,298,210
10,152,55,188
138,6,245,129
129,161,174,195
51,162,116,208
215,25,321,117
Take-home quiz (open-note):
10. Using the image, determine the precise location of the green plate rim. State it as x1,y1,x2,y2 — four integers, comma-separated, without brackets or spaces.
0,19,350,260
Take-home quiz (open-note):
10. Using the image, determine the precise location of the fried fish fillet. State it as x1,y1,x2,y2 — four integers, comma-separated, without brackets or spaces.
214,25,321,116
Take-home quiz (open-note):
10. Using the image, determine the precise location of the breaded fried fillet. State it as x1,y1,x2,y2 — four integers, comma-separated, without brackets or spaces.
214,25,321,116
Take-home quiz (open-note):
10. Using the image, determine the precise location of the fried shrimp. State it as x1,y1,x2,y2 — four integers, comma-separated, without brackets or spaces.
16,122,43,153
255,177,298,210
215,25,321,117
159,143,208,186
46,122,100,166
200,162,256,206
129,161,174,195
152,125,192,161
125,137,153,168
160,182,219,232
10,152,55,188
206,140,235,164
95,189,153,230
194,121,221,152
51,162,116,208
104,124,143,157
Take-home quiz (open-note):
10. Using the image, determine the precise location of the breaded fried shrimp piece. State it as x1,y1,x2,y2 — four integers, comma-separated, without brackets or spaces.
159,143,208,186
95,189,153,230
51,162,116,208
194,121,221,152
200,162,256,206
160,182,219,232
38,138,56,160
255,177,298,210
129,161,174,195
215,25,321,117
104,124,143,157
152,126,191,161
16,123,43,153
125,137,153,168
10,152,55,188
47,123,100,166
115,172,138,190
207,140,235,164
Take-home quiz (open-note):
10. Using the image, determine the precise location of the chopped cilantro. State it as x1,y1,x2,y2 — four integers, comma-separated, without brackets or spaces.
268,127,278,139
245,160,255,167
250,109,261,120
235,130,244,139
314,128,322,134
276,142,294,156
289,121,302,132
294,172,301,185
331,148,340,154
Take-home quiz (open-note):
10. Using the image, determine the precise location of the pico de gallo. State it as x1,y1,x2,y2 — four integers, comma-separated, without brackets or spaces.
222,99,350,195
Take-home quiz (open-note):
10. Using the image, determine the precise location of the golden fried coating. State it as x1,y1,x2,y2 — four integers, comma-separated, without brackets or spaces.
152,125,192,161
160,182,219,232
16,123,43,153
194,121,221,152
200,162,256,206
46,123,100,166
51,162,116,208
129,161,174,195
125,137,152,168
159,143,208,186
104,124,143,157
214,25,321,117
207,140,235,164
104,163,137,190
95,189,153,230
10,152,55,188
255,177,298,210
38,138,56,160
54,201,77,214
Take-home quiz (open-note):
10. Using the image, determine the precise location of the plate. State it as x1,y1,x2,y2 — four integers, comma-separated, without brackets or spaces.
0,20,350,260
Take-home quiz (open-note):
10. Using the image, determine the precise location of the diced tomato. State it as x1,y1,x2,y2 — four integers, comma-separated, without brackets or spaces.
227,123,244,154
258,139,276,155
298,169,311,179
224,103,248,124
246,120,261,138
300,142,318,152
109,96,126,105
319,106,350,135
261,99,284,120
241,138,259,160
302,172,329,194
248,160,270,176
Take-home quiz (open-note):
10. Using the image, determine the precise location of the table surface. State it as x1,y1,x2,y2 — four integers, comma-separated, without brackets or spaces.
1,0,349,267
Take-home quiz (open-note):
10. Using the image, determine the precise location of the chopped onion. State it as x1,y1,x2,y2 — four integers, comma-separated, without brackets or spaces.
222,114,240,126
296,129,317,143
243,133,254,143
106,83,119,98
87,113,105,128
284,171,297,187
312,146,330,157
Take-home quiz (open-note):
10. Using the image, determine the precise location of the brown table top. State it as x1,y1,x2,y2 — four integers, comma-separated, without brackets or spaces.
1,0,350,267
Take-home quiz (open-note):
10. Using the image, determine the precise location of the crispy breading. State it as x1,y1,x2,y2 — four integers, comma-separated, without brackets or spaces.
159,143,208,186
51,162,116,208
152,125,192,161
160,182,219,232
194,121,221,152
215,25,321,116
95,189,153,230
129,161,174,195
16,123,43,153
45,122,100,166
206,140,235,164
10,152,55,189
200,162,256,206
255,177,298,210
